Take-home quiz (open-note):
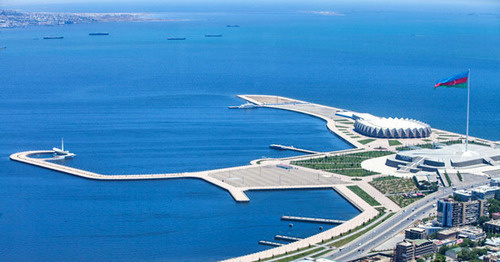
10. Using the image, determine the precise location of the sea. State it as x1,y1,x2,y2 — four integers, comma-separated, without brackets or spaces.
0,1,498,261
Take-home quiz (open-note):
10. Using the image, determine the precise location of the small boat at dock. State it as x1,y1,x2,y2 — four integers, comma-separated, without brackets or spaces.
52,138,75,159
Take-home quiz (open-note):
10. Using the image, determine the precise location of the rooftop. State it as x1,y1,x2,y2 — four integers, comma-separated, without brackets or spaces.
485,219,500,226
408,227,427,233
398,144,500,163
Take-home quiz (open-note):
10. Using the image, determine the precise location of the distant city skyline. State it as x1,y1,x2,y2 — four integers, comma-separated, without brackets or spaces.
2,0,498,6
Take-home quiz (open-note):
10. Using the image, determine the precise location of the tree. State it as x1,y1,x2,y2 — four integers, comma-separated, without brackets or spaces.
434,253,446,262
438,245,451,255
478,216,490,226
472,248,487,257
457,248,476,261
428,232,437,239
459,238,477,248
488,198,500,215
416,258,425,262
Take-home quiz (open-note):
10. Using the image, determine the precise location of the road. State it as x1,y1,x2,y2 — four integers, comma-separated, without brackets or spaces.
325,179,489,261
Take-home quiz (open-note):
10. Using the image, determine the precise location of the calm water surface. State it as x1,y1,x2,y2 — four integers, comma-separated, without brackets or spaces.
0,4,498,261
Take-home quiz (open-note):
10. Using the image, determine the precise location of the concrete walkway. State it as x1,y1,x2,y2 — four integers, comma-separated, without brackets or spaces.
220,185,379,262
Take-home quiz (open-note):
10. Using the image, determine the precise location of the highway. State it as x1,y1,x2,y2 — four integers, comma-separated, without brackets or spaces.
326,179,490,261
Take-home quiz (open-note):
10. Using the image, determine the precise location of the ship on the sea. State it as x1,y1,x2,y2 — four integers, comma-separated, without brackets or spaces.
0,46,6,49
226,25,240,27
89,32,109,36
168,37,186,40
43,36,64,39
205,34,222,37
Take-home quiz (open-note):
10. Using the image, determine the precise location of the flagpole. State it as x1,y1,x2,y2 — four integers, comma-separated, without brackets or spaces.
465,69,470,152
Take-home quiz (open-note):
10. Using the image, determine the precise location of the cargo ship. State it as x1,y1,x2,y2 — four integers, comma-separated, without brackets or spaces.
167,37,186,40
89,32,109,36
205,34,222,37
43,36,64,39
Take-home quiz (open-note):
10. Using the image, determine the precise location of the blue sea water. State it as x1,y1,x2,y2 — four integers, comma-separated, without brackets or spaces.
0,2,499,261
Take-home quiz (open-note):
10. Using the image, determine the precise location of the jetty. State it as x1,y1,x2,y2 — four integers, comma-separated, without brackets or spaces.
9,150,250,203
269,144,319,154
15,94,491,262
258,241,284,247
275,235,302,242
281,215,346,225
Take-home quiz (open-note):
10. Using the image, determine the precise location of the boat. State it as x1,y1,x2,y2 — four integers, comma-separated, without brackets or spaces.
205,34,222,37
228,102,258,109
226,25,240,27
52,138,76,159
89,32,109,36
43,36,64,39
0,47,6,49
167,37,186,40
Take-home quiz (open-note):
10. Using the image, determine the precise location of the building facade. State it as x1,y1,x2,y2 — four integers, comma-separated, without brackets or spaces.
437,198,487,227
405,228,427,240
484,220,500,233
394,240,436,262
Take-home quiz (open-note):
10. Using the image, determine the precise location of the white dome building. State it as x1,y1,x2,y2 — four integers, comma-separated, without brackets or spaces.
354,117,431,138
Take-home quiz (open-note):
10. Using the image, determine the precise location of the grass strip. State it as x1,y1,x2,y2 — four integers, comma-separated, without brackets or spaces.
347,185,380,206
444,171,452,186
358,139,376,145
311,249,332,258
388,140,402,146
330,212,395,248
273,247,323,262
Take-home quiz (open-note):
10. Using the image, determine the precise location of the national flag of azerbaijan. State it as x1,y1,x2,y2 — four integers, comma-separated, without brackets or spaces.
434,71,469,89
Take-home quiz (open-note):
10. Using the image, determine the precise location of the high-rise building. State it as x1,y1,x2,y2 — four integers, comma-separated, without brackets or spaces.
437,198,487,227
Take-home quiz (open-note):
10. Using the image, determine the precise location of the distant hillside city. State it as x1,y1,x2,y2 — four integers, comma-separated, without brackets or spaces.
0,9,147,28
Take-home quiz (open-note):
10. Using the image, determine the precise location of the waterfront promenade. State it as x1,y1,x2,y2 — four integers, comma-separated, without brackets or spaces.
11,94,498,262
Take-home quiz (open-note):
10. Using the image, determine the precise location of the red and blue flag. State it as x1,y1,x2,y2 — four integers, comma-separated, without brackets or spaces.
434,71,469,89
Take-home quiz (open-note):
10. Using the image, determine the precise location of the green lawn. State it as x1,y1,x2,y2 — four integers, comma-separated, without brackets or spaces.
369,176,421,207
347,185,380,206
358,139,376,145
291,151,393,177
388,140,402,146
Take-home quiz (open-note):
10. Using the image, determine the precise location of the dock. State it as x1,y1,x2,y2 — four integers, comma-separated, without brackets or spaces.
258,241,284,247
9,150,250,203
281,215,346,225
269,144,319,154
275,235,302,242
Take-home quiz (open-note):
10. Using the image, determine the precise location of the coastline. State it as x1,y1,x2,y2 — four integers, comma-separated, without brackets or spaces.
9,94,498,262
